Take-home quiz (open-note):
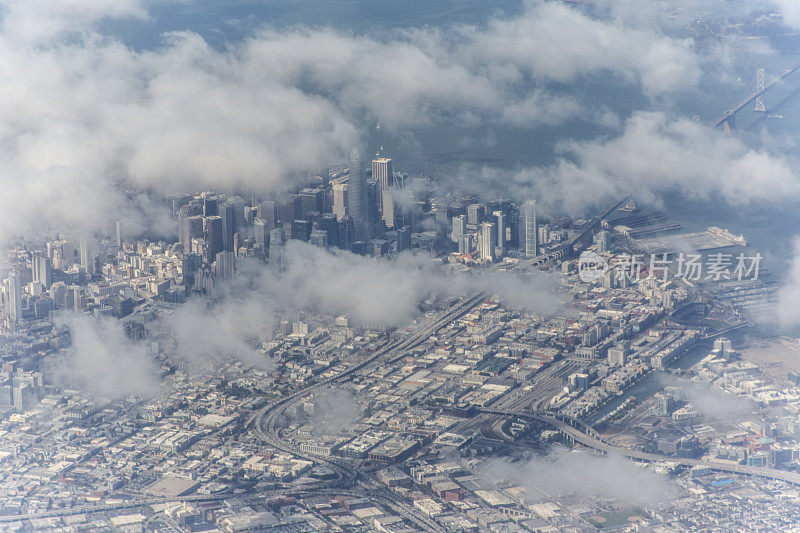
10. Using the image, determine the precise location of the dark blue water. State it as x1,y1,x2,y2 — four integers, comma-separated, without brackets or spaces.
102,0,524,49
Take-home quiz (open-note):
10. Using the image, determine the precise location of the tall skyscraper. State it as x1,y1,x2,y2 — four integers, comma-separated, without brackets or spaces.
254,218,269,248
269,228,286,272
366,179,377,235
333,182,348,221
182,215,204,253
339,215,354,251
80,239,96,275
182,253,202,292
467,203,484,227
280,194,303,223
479,222,497,262
493,210,506,251
372,157,393,211
115,220,123,247
348,148,367,241
32,254,52,289
60,239,74,269
204,216,224,256
594,230,609,253
300,187,325,215
451,214,466,244
219,203,237,252
259,200,279,230
522,200,538,258
397,225,411,252
382,190,396,228
203,196,218,217
6,272,21,328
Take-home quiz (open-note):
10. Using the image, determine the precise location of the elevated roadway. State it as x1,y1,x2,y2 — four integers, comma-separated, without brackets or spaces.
249,294,487,488
481,408,800,486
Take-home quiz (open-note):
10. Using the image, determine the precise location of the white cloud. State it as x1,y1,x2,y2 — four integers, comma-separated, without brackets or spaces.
168,243,562,344
481,447,676,506
461,1,701,97
777,237,800,328
775,0,800,30
0,0,718,244
0,0,151,42
167,297,275,370
51,313,160,399
268,242,562,328
456,112,800,213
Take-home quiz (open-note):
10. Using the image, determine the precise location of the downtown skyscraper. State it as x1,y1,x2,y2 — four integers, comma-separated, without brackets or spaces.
372,157,392,212
348,148,368,241
522,200,538,259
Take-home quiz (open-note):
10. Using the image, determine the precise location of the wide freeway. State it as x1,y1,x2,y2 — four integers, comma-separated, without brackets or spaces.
248,294,486,483
481,408,800,486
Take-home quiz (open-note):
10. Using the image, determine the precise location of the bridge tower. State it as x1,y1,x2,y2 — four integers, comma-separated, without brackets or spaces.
721,112,735,135
754,68,767,113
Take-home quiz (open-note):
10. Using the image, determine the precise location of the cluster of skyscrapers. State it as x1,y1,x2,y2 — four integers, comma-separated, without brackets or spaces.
449,199,544,263
1,149,548,330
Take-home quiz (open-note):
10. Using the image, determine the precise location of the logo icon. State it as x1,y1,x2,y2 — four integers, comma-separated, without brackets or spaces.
578,251,608,283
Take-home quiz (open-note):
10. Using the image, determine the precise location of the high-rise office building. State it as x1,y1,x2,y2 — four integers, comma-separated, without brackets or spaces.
372,157,393,211
348,148,367,241
32,254,52,289
66,285,81,311
6,272,21,328
522,200,538,258
310,229,329,248
479,221,497,262
49,282,67,309
204,216,224,256
366,179,378,236
493,210,506,251
538,224,551,246
467,203,485,227
182,253,202,292
451,214,466,244
382,190,396,228
115,220,123,247
280,194,303,223
339,215,355,251
60,239,74,269
397,225,411,252
254,218,269,248
258,200,279,230
182,215,204,253
269,228,286,272
219,203,237,252
332,182,348,221
80,239,96,275
316,214,340,248
203,196,218,217
594,230,609,253
459,234,471,255
290,220,312,242
215,251,236,280
300,187,325,215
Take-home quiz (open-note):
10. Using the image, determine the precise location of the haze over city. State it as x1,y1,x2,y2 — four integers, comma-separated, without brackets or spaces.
2,1,800,531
